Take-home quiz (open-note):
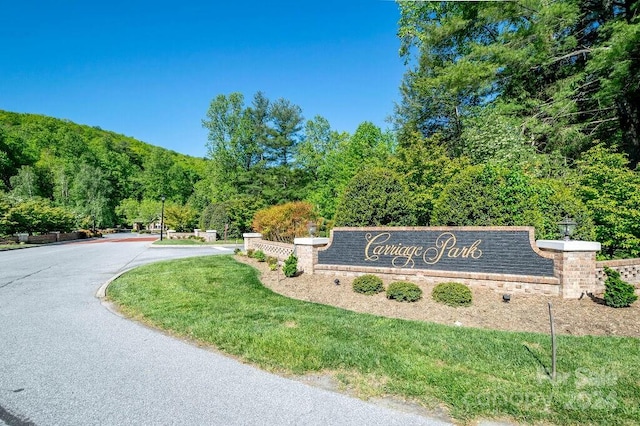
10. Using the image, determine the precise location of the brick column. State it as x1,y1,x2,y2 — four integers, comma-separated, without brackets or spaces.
293,237,330,274
243,233,263,252
537,240,601,299
204,230,217,242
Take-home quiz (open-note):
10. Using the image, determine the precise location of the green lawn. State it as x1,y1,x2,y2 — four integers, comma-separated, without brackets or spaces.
152,239,242,246
107,255,640,425
0,243,35,250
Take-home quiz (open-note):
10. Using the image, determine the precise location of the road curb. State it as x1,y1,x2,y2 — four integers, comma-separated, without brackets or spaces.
95,267,137,299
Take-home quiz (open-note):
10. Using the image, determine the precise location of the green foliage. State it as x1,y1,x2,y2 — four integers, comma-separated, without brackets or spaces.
252,201,316,243
572,145,640,258
386,281,422,302
253,250,266,262
603,267,638,308
201,92,309,208
266,256,278,270
246,249,255,258
283,254,298,277
396,1,640,165
352,274,384,295
199,196,262,239
431,163,594,240
390,133,469,224
2,198,75,234
0,110,206,229
305,122,394,220
432,282,472,307
164,203,198,232
334,167,416,227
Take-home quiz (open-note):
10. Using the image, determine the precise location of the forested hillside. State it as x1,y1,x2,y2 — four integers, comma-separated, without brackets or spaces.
2,0,639,259
0,110,206,232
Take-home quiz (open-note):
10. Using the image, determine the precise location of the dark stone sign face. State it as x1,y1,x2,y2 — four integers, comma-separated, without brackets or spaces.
317,227,555,277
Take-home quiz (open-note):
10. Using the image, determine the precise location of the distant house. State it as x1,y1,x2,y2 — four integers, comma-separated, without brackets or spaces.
146,220,166,232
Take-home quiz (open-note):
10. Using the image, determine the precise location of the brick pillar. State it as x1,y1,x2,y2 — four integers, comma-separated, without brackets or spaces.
243,233,263,252
204,230,217,242
293,237,330,274
537,240,601,299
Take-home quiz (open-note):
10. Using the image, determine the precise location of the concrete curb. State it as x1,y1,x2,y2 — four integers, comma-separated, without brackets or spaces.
95,267,137,299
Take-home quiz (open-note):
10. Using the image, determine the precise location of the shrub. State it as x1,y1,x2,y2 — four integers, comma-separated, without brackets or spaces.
432,282,472,307
233,248,241,255
247,248,255,258
254,250,266,262
252,201,317,243
352,275,384,295
574,145,640,258
386,281,423,302
283,254,298,277
431,163,594,241
199,197,258,240
268,262,278,271
603,267,638,308
266,256,278,266
334,167,416,227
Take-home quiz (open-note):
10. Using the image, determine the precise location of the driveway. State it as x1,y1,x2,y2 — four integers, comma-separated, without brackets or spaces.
0,234,450,425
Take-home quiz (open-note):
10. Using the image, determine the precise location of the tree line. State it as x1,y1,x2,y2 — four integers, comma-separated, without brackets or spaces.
2,0,639,258
0,111,205,235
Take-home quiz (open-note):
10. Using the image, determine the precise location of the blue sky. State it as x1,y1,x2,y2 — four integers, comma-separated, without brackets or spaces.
1,1,406,158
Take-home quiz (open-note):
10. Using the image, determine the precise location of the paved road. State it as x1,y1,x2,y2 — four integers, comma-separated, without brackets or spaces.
0,235,451,425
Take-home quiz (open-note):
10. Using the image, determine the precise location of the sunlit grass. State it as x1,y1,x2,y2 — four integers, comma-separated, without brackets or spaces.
107,255,640,425
0,243,35,250
152,239,242,246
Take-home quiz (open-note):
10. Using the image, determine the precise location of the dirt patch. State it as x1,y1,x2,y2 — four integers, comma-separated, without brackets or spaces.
237,256,640,338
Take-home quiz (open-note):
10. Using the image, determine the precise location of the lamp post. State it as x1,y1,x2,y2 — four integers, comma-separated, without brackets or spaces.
558,217,577,241
160,195,166,241
307,221,317,238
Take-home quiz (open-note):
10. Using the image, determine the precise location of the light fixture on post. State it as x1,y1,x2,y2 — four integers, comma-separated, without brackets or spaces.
558,217,577,241
160,195,166,241
307,221,317,238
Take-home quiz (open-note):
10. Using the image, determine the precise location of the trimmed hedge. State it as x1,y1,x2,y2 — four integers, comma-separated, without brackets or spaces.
352,275,385,295
432,282,472,307
386,281,422,302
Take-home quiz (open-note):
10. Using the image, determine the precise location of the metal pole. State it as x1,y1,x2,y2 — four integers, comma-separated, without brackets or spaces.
160,197,165,241
548,302,557,381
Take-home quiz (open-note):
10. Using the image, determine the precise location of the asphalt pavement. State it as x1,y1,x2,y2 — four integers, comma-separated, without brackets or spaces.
0,234,452,425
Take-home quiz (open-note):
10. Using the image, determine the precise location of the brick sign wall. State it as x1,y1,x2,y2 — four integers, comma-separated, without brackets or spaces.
317,227,555,278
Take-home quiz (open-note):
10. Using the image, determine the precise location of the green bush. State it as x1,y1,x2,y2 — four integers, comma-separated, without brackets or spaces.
266,256,278,271
431,163,594,241
603,267,638,308
254,250,266,262
432,282,472,307
334,167,416,227
252,201,317,243
247,248,255,258
352,274,384,295
233,248,241,255
386,281,423,302
283,254,298,277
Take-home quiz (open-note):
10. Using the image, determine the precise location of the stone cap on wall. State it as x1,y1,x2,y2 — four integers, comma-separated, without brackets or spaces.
537,240,601,252
243,233,263,238
293,237,330,246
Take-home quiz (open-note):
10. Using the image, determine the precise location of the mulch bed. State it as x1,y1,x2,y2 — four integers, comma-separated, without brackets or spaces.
237,256,640,338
